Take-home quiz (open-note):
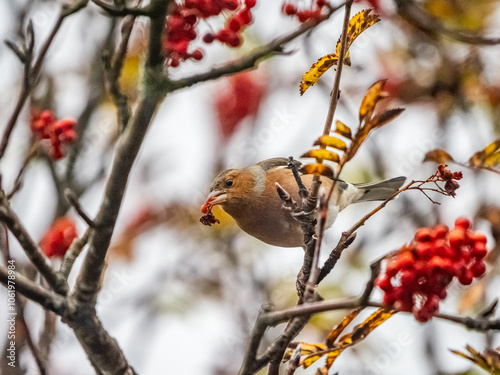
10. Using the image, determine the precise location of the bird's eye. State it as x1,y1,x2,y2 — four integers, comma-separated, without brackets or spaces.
225,179,233,188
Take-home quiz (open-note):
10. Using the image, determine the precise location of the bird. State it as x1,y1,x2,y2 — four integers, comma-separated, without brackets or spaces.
201,157,405,248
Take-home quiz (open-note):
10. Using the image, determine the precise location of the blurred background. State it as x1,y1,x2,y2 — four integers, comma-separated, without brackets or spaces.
0,0,500,374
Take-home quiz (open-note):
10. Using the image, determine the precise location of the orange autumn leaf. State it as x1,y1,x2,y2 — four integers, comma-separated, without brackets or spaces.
313,135,347,151
325,307,363,347
469,140,500,168
299,9,380,95
424,149,455,164
359,79,388,123
301,149,340,163
300,163,334,178
334,120,352,139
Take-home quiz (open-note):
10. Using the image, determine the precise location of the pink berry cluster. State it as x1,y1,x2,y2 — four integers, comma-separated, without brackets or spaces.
163,0,257,67
281,0,329,23
30,110,77,160
377,218,488,322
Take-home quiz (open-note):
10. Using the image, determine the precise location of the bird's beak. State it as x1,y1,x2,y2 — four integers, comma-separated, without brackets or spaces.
201,190,227,213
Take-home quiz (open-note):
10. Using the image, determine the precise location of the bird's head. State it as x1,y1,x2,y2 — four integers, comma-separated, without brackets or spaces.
202,168,257,213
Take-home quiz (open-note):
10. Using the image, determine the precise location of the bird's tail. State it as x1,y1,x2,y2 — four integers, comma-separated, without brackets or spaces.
354,176,406,202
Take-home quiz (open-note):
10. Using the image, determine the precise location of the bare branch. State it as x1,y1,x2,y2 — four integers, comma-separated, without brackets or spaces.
0,266,66,315
0,192,68,294
71,0,170,306
64,189,96,228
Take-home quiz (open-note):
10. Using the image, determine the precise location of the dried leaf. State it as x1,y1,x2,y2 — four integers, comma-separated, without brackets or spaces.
325,307,363,347
300,163,334,178
451,345,500,374
313,135,347,151
301,149,340,163
334,120,352,139
346,107,404,162
424,149,455,164
359,79,387,123
469,140,500,168
300,9,380,95
369,108,405,129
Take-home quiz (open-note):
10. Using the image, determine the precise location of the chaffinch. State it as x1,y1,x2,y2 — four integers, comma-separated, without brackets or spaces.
202,158,405,247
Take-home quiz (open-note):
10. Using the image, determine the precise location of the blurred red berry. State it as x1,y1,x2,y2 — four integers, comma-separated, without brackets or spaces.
282,0,328,23
40,218,78,258
214,71,266,140
30,110,77,160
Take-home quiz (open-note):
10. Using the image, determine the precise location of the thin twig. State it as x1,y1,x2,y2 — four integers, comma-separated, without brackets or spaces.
1,10,67,159
64,189,96,228
104,7,141,130
17,301,48,375
59,228,91,280
6,144,39,199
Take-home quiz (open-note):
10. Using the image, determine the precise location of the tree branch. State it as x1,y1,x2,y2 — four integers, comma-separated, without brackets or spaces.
0,266,66,315
0,2,88,159
0,192,68,294
71,0,170,306
162,1,348,93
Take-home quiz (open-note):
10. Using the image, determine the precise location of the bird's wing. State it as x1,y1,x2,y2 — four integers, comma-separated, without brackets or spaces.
257,157,301,171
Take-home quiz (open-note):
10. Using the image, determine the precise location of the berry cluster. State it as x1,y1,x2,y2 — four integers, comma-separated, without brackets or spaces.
214,71,266,140
163,0,257,67
40,218,78,258
281,0,329,23
30,110,77,160
377,218,488,322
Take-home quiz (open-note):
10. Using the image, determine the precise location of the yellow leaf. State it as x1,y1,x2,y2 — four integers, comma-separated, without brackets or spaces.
325,307,363,347
469,140,500,168
339,308,395,346
359,79,387,123
303,355,323,369
299,9,380,95
424,149,455,164
341,8,381,56
323,350,343,370
300,163,334,178
334,120,352,139
301,149,340,163
299,54,338,95
313,135,347,151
